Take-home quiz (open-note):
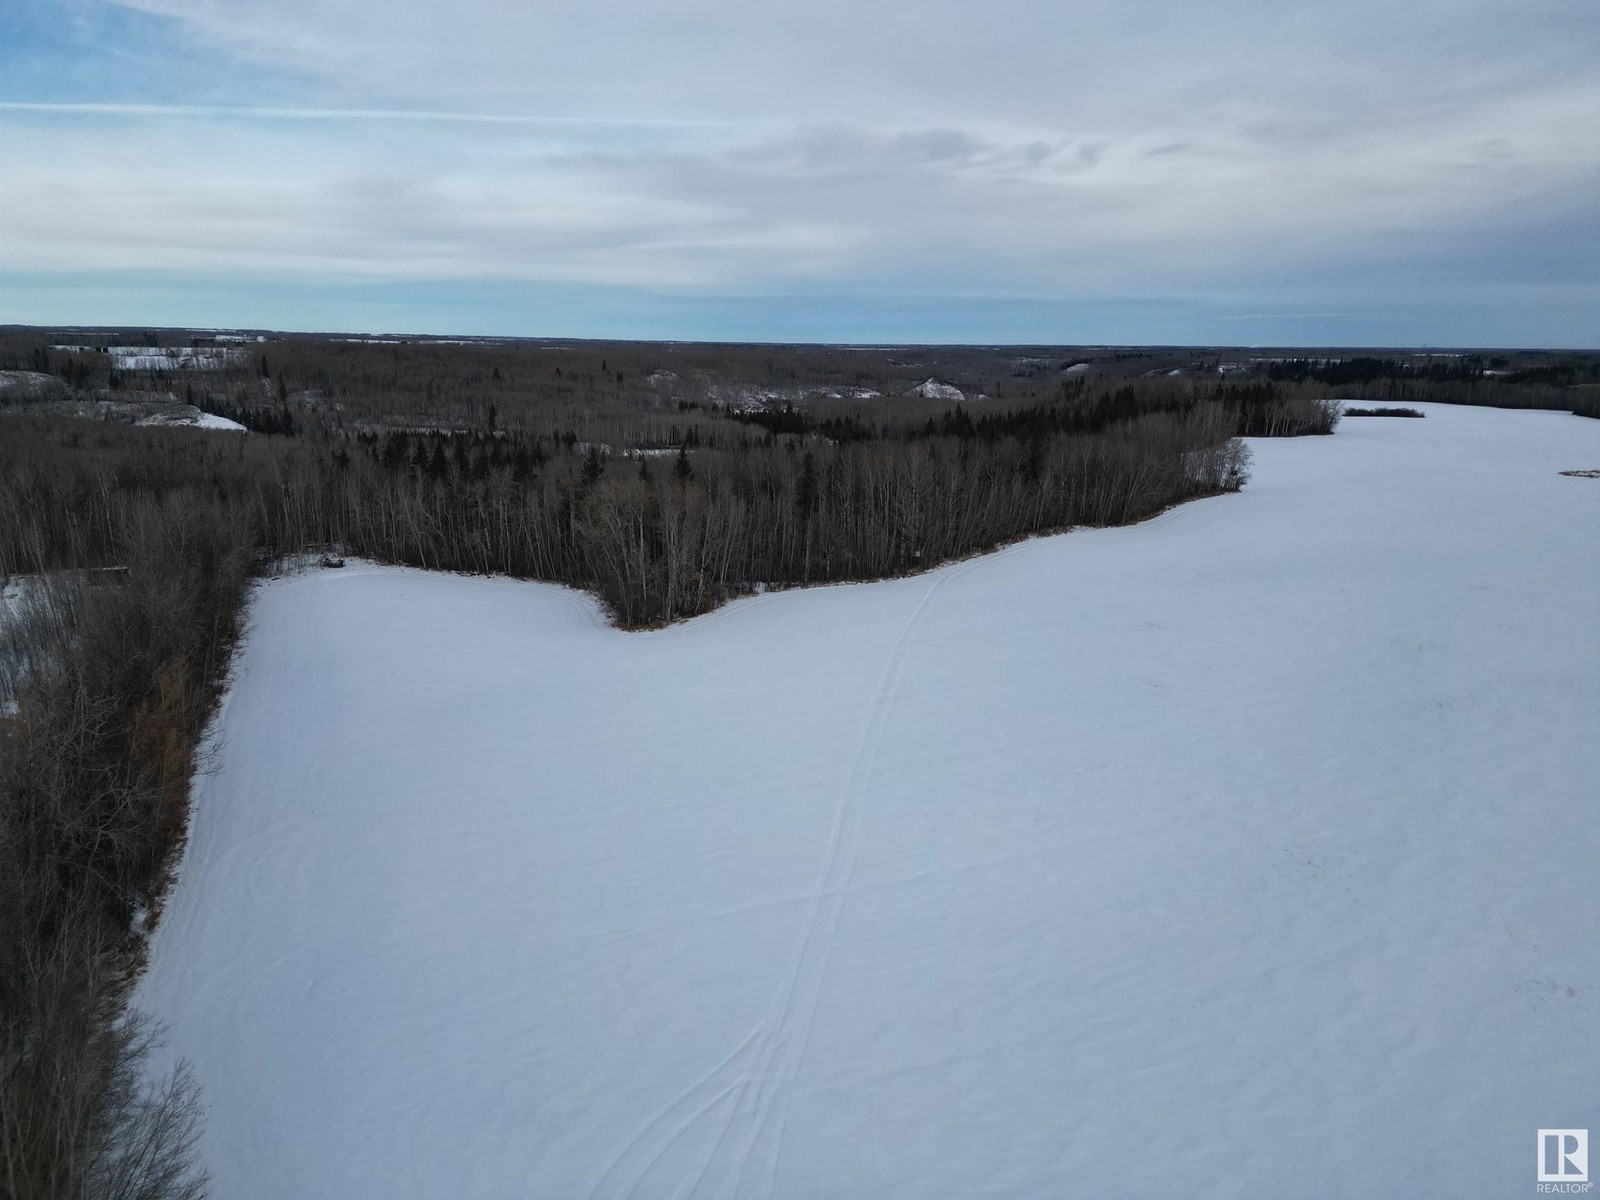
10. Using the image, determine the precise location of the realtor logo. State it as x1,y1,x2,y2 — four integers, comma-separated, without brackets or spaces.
1539,1129,1588,1184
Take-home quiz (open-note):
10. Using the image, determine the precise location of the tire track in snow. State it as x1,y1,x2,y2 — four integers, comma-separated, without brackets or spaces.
693,583,936,1198
729,545,1033,1199
649,573,950,1200
583,1027,763,1200
586,540,1032,1200
587,567,956,1200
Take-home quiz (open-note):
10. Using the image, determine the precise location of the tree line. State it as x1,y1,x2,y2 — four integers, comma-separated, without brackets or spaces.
2,440,250,1196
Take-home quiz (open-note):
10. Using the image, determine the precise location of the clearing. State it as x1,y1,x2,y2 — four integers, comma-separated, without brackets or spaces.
139,403,1600,1198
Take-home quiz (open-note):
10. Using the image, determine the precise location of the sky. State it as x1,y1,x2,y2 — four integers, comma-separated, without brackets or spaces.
1,0,1597,346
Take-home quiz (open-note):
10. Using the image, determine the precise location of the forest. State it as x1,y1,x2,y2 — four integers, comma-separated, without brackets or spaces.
2,329,1597,1196
0,336,1314,626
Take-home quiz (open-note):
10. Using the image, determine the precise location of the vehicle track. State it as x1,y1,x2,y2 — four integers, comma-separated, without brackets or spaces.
586,536,1093,1198
584,563,963,1199
739,545,1031,1198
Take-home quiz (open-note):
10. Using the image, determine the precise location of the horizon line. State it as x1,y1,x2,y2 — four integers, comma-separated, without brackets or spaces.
3,322,1592,354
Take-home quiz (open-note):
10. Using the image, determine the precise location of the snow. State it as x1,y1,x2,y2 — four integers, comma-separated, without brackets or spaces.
0,578,36,692
129,348,230,368
138,403,1600,1198
1,574,70,716
701,383,880,412
907,377,964,401
193,411,247,431
83,346,247,370
133,406,247,431
0,370,65,395
0,371,52,387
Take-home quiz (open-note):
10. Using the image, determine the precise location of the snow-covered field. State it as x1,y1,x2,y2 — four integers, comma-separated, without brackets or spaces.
139,403,1600,1198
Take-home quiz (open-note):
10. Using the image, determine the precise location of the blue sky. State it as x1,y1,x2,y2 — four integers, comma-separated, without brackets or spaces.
2,0,1597,346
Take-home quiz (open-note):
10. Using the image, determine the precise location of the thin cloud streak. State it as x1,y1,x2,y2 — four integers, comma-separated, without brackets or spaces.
0,101,750,128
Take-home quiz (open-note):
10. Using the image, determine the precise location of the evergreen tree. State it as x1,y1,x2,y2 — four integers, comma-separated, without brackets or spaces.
796,451,818,517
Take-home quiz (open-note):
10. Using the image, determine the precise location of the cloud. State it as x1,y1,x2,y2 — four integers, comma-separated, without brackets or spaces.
95,0,1600,165
1,0,1597,341
9,86,1592,291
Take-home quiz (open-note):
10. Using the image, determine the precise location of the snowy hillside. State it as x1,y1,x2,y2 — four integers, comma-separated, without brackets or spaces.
47,344,248,369
1,391,248,431
0,369,69,399
135,406,247,431
907,377,965,400
138,403,1600,1198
